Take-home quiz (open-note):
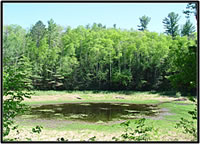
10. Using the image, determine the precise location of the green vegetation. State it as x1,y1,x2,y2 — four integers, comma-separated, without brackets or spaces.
163,12,180,38
181,20,196,37
3,56,32,139
112,118,154,141
138,15,151,31
32,125,43,134
23,100,160,105
5,91,195,141
3,3,197,142
3,11,197,95
175,98,197,141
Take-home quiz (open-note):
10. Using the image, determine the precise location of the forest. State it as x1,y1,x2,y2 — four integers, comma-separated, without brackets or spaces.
2,3,198,142
3,12,197,94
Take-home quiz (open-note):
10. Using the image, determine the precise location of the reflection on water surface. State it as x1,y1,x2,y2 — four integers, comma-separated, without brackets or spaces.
25,103,160,122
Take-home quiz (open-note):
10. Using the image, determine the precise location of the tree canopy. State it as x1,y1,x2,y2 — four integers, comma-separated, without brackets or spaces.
138,15,151,31
3,17,197,94
163,12,180,38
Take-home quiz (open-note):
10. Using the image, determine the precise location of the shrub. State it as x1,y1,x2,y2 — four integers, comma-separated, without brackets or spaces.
175,97,197,141
112,118,155,141
3,56,32,139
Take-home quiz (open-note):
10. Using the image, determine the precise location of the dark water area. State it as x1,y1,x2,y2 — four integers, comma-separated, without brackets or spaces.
26,103,160,122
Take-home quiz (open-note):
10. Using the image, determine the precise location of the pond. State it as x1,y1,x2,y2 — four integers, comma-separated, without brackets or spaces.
23,102,160,122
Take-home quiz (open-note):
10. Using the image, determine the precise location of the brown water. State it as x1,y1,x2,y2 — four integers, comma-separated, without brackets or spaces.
25,102,160,122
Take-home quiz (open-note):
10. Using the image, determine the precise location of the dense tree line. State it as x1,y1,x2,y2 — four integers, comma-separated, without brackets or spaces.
3,11,197,94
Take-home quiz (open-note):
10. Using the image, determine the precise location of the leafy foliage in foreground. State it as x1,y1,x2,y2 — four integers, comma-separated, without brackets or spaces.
88,136,96,141
175,97,197,141
32,125,43,134
3,56,32,137
57,137,68,141
3,56,44,141
112,118,155,141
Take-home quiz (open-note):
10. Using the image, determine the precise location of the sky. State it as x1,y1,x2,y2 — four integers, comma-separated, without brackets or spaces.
3,3,197,33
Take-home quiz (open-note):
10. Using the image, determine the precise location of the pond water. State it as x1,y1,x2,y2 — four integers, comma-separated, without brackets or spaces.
24,103,160,122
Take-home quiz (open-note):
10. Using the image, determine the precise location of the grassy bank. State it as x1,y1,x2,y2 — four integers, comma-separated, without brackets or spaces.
22,90,187,105
6,90,196,141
